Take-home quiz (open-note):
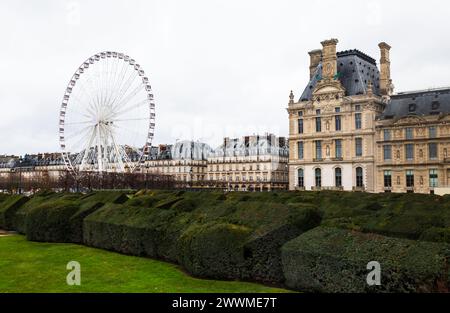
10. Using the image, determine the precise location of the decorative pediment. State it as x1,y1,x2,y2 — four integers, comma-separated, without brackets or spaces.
312,78,345,103
393,114,426,125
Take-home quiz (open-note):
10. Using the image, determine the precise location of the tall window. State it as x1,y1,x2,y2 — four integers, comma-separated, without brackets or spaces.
315,168,322,187
429,143,438,160
383,129,391,141
406,170,414,187
405,144,414,160
298,118,303,134
405,127,414,140
335,115,341,131
383,145,392,160
429,169,438,188
297,168,304,188
335,107,341,131
335,139,342,158
384,170,392,188
315,140,322,160
315,115,321,132
356,167,363,187
355,138,363,157
335,167,342,187
297,141,304,160
429,126,437,138
355,113,362,129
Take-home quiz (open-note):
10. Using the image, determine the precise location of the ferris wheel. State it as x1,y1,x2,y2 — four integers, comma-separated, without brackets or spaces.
59,51,155,174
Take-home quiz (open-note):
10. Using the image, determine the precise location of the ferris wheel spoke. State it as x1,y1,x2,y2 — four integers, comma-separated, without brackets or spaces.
111,117,151,123
104,124,126,172
111,122,148,146
75,73,100,111
112,81,145,113
64,123,93,140
106,58,122,105
79,127,97,171
64,120,94,126
111,98,149,118
110,70,139,110
111,58,129,99
65,127,95,154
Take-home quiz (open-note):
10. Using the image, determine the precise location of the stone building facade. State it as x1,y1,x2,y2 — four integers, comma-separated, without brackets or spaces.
289,38,450,194
375,88,450,194
288,39,389,192
206,134,289,191
141,141,211,184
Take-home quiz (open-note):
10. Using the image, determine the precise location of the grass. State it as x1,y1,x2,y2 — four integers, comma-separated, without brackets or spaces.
0,235,289,293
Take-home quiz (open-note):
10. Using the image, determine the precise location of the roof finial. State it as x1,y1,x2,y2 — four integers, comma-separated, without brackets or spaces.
367,80,373,96
289,90,294,104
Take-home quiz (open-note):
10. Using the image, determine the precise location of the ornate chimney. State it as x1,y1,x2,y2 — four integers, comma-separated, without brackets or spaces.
320,39,339,79
378,42,392,95
308,49,322,79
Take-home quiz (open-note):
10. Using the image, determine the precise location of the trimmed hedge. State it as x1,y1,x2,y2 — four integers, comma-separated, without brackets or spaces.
6,189,450,291
420,227,450,244
282,227,450,292
13,191,65,234
319,192,450,242
178,222,252,279
25,199,80,242
243,205,322,283
0,195,29,230
25,191,129,242
84,192,322,283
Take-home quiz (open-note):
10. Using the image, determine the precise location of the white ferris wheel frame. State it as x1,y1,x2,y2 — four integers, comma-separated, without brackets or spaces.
58,51,155,175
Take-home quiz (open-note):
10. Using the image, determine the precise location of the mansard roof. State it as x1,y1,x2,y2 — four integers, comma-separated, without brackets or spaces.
300,49,381,101
379,87,450,120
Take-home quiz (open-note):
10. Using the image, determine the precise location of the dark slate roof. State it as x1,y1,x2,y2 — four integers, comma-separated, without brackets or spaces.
379,88,450,120
300,49,381,101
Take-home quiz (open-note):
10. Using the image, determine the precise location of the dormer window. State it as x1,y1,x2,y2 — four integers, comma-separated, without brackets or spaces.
409,103,416,112
431,101,440,110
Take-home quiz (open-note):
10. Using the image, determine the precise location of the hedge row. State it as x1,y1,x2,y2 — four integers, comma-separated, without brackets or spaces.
282,226,450,292
3,189,450,291
0,195,29,230
83,192,322,283
25,191,129,243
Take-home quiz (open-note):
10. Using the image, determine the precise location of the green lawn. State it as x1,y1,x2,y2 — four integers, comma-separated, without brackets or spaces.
0,235,289,293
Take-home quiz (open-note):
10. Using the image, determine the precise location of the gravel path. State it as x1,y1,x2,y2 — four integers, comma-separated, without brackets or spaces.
0,229,16,237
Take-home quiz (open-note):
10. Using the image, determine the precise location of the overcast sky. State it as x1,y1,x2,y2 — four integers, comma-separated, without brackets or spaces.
1,0,450,155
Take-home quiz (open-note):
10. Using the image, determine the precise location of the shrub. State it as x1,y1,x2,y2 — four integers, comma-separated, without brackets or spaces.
420,227,450,244
0,195,29,230
25,200,80,242
80,191,129,204
171,199,197,213
83,204,190,262
13,191,63,233
243,205,322,283
177,222,252,279
282,226,450,292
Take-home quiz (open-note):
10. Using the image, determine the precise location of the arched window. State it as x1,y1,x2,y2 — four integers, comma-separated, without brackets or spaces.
335,167,342,187
356,167,363,187
315,168,321,187
297,168,304,188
